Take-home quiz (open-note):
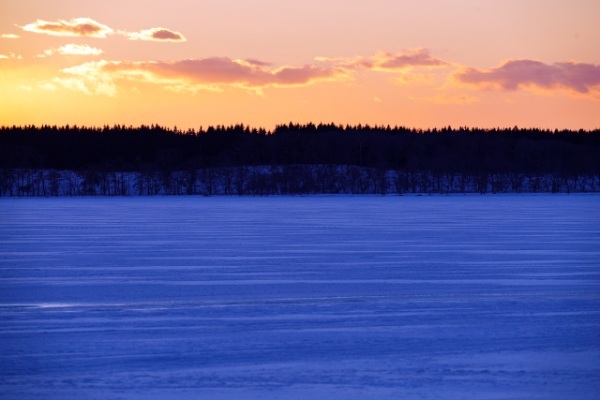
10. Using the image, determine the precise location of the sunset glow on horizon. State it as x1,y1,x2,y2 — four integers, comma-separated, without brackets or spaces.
1,0,599,130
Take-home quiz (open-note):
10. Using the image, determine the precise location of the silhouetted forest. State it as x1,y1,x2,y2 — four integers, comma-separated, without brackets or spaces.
1,123,599,196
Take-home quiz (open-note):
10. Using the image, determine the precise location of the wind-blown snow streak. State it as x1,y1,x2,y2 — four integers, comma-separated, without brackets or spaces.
0,196,599,399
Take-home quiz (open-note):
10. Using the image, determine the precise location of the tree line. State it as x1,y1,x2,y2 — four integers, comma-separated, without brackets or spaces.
1,123,599,196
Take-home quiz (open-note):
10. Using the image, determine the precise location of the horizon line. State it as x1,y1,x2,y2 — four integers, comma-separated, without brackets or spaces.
2,122,599,133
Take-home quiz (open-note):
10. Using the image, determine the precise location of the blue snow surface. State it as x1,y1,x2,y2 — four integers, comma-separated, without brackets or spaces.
1,194,599,400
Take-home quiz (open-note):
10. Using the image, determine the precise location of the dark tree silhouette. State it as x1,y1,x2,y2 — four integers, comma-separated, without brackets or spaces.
1,123,598,196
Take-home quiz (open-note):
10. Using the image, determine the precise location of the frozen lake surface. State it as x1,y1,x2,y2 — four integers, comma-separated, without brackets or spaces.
1,195,599,399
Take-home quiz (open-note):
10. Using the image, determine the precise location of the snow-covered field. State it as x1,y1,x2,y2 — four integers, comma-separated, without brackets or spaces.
1,195,599,399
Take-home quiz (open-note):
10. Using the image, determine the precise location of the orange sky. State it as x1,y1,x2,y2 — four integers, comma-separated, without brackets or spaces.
1,0,599,130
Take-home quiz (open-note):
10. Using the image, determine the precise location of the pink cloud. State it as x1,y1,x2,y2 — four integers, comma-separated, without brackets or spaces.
123,58,271,85
376,49,449,70
21,18,185,43
244,59,272,67
274,65,341,85
125,27,185,42
103,57,346,88
58,57,348,95
345,49,449,71
455,59,600,94
21,18,113,38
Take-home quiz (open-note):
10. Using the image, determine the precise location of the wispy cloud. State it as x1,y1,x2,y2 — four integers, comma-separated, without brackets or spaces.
37,45,600,103
316,49,451,87
21,18,113,38
1,33,19,39
0,52,22,59
20,18,185,43
124,27,185,42
56,57,348,95
364,49,449,71
318,49,450,72
455,59,600,95
57,61,117,96
38,44,103,58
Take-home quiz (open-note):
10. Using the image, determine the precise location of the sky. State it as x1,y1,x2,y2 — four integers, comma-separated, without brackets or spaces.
1,0,599,130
